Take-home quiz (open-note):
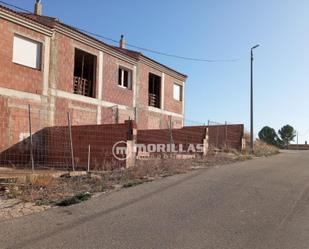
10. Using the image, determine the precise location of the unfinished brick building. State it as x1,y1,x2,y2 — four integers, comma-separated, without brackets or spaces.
0,2,187,153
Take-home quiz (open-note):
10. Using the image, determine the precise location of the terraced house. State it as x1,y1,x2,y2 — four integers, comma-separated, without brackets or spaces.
0,1,187,153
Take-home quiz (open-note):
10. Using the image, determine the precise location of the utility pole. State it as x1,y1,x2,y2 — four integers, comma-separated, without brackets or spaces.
250,44,260,154
297,131,299,150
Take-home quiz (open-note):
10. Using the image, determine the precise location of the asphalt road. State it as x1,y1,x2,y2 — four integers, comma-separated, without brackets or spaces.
1,151,309,249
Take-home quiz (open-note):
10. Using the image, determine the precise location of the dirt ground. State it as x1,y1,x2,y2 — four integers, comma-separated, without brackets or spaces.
0,152,243,221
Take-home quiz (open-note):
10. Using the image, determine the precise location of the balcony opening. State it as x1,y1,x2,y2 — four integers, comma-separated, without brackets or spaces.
73,48,97,97
148,73,161,108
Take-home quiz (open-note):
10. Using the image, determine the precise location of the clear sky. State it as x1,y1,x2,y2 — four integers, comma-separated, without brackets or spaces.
5,0,309,142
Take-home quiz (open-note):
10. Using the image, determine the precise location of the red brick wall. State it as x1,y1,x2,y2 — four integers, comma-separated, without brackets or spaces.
0,16,187,161
137,111,182,130
137,110,162,130
0,19,45,94
0,97,9,151
54,33,135,106
101,106,114,124
55,33,100,95
0,96,47,152
164,74,183,114
0,121,135,170
102,53,134,106
288,144,309,150
43,122,131,170
137,124,244,151
54,33,74,93
182,125,244,150
137,63,184,129
138,63,161,106
54,98,97,126
137,63,183,114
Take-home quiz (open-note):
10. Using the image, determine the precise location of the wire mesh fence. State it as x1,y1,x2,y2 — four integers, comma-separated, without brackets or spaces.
136,117,244,162
183,118,243,150
0,105,244,171
0,105,131,171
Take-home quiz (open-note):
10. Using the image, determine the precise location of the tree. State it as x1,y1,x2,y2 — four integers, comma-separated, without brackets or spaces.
278,125,296,148
258,126,280,146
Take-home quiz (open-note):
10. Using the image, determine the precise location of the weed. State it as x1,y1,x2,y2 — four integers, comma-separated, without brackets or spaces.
123,180,143,188
56,192,92,206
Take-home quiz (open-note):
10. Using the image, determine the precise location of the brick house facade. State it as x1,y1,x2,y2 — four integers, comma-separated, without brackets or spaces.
0,3,187,153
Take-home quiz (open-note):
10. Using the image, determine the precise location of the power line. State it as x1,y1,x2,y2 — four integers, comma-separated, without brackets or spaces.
0,0,32,13
126,43,238,63
0,0,239,63
76,27,239,63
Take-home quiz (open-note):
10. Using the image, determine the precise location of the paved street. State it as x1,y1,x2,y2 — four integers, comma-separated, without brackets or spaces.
1,151,309,249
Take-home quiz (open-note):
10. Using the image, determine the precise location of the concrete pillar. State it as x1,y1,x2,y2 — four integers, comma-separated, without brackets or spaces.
161,72,165,110
182,81,185,127
125,120,137,168
126,140,135,168
203,127,209,156
97,51,104,124
242,138,247,151
43,36,51,96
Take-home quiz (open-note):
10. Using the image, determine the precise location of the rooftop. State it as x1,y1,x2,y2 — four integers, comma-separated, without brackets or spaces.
0,3,187,79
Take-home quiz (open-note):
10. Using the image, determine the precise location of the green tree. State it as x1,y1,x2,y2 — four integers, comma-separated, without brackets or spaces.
278,125,296,148
258,126,280,146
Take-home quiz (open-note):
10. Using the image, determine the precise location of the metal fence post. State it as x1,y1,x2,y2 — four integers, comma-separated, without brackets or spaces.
207,120,210,149
115,106,119,124
169,116,174,156
67,112,75,171
28,104,34,172
87,144,91,172
225,121,228,149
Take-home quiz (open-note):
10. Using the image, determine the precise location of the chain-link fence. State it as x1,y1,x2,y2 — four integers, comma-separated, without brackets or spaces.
0,105,133,171
184,118,243,150
0,105,244,171
137,117,244,158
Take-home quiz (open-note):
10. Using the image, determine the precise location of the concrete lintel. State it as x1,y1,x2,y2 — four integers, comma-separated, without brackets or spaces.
0,87,41,102
148,106,183,118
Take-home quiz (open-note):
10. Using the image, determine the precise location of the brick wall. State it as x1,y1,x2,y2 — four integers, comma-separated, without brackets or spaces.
0,120,135,170
0,120,244,170
0,16,185,133
137,124,244,151
0,97,9,151
288,144,309,150
0,10,187,161
103,53,134,106
0,19,45,94
163,74,183,114
137,110,182,130
0,96,48,152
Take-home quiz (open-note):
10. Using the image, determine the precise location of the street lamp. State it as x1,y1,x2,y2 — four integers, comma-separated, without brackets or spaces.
250,44,260,154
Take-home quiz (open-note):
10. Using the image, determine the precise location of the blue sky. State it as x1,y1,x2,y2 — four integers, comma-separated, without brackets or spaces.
5,0,309,142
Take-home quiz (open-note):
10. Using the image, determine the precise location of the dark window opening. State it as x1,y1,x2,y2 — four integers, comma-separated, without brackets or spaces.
73,49,97,97
118,67,132,89
148,73,161,108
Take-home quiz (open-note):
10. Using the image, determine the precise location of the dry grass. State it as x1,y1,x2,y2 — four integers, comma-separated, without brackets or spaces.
0,152,243,206
242,132,279,157
253,140,279,157
26,175,56,187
